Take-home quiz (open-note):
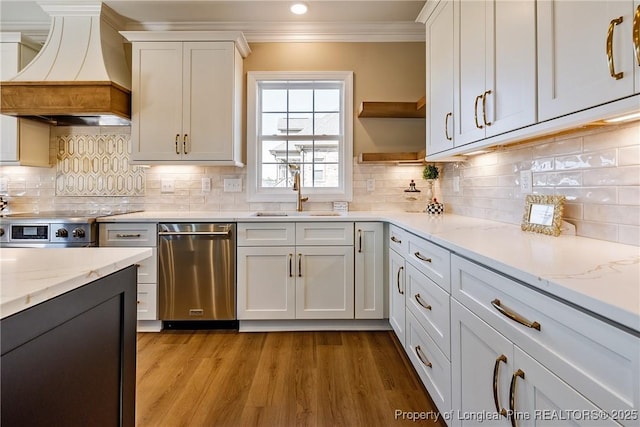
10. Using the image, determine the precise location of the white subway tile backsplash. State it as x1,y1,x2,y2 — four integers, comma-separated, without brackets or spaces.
1,121,638,245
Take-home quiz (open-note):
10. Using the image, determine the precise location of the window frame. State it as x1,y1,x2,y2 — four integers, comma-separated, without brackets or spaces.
246,71,353,203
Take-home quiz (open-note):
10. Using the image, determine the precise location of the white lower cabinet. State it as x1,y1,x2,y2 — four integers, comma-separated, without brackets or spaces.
99,223,159,328
452,299,623,427
388,247,406,346
354,222,384,319
451,254,639,427
237,222,356,320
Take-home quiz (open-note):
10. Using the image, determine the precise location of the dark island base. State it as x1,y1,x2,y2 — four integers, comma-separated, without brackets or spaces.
1,265,138,427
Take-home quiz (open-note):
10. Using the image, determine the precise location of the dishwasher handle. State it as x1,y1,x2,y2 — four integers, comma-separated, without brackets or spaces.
158,230,231,237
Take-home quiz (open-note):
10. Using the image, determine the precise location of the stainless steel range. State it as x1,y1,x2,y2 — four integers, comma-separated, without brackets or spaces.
0,211,139,247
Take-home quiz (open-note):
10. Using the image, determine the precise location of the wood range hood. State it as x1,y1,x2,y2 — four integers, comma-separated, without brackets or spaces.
0,2,131,126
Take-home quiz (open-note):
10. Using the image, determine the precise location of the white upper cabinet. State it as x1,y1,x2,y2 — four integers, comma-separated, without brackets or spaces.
0,33,50,167
454,0,537,146
123,32,249,165
425,0,455,155
538,0,639,122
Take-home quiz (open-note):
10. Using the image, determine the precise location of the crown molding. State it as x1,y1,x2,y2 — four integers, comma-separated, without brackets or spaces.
123,21,426,43
0,23,50,45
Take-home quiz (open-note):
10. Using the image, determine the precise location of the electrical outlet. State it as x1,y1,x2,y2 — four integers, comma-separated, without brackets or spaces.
161,179,175,193
366,178,375,192
0,177,7,193
223,178,242,192
520,170,533,193
453,176,460,193
201,177,211,193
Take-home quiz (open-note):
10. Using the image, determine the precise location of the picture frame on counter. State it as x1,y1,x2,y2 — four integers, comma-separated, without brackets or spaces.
521,194,566,237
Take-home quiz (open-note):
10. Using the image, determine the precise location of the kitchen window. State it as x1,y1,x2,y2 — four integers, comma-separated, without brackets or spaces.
246,71,353,202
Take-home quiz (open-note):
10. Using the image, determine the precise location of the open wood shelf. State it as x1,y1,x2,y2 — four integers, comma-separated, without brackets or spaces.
358,96,426,118
358,150,426,165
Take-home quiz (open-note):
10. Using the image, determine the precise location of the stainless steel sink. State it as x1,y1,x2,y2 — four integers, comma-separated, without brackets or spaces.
252,211,343,217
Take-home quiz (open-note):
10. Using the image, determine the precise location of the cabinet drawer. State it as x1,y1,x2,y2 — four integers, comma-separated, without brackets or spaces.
452,254,640,419
406,233,450,292
137,248,157,284
406,263,450,359
388,224,407,254
406,310,451,413
237,222,295,246
137,283,157,320
295,222,354,246
99,223,157,247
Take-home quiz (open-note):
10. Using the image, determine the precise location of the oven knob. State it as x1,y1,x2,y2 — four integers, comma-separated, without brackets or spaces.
56,228,69,238
72,228,86,238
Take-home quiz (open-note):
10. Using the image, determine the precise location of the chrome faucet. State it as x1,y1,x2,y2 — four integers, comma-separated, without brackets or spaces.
288,164,308,212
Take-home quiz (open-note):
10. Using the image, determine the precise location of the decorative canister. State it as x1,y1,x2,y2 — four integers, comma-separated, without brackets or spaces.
426,198,444,215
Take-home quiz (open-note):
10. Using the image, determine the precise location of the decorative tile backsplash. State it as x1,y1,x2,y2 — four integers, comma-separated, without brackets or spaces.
0,121,638,245
55,132,145,196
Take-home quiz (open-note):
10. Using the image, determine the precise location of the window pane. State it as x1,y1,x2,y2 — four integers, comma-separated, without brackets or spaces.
262,140,287,162
314,113,340,135
288,113,313,135
315,89,340,111
262,89,287,112
289,89,313,112
261,113,287,136
261,163,289,188
314,163,339,187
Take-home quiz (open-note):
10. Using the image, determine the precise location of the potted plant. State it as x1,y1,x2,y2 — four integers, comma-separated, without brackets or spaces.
422,164,439,201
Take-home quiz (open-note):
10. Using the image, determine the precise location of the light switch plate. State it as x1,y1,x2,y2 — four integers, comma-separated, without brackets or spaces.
161,179,175,193
223,178,242,192
520,170,533,193
201,177,211,193
366,178,375,192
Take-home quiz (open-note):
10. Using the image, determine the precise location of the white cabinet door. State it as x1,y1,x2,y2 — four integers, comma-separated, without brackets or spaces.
538,0,636,121
237,246,296,320
182,42,235,161
131,41,183,161
454,0,536,146
388,248,406,346
451,299,512,427
426,0,455,155
0,39,49,167
130,40,242,164
296,246,354,319
354,222,384,319
513,347,622,427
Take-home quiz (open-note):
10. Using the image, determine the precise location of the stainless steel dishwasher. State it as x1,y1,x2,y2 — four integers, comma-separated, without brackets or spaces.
158,223,235,321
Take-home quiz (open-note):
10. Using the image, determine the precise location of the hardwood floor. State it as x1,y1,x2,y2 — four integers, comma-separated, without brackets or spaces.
136,330,446,427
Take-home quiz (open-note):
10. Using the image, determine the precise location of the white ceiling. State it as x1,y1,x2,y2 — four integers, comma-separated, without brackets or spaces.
0,0,427,43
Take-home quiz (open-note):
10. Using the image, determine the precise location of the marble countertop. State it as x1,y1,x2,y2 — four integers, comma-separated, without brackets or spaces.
0,247,152,319
98,210,640,332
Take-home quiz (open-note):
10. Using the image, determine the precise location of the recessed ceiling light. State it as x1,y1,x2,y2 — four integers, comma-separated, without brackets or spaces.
290,2,308,15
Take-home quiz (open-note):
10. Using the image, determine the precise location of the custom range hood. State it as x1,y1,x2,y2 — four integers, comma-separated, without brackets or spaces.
0,2,131,126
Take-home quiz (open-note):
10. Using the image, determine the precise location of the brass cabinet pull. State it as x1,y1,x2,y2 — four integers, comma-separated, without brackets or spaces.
474,94,484,129
444,112,453,141
358,229,363,253
298,253,302,277
288,253,293,278
491,299,541,330
175,134,180,154
415,293,432,310
397,266,404,295
607,16,624,80
390,236,402,244
482,90,492,126
634,6,640,66
415,345,432,368
493,355,509,418
509,369,525,427
414,252,432,263
183,134,189,154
